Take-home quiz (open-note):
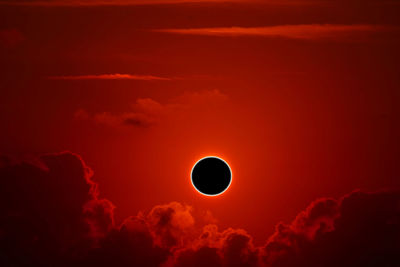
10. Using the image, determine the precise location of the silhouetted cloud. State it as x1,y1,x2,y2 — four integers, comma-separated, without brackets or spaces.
80,216,170,267
172,225,259,267
0,152,399,266
147,202,195,248
261,190,400,267
0,152,112,265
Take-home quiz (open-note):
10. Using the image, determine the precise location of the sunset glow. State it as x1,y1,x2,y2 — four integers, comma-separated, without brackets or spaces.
0,0,399,266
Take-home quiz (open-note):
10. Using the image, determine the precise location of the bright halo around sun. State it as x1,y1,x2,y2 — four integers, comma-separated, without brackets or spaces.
191,156,232,196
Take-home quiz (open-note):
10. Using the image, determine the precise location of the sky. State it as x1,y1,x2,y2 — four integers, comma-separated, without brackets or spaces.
0,1,399,266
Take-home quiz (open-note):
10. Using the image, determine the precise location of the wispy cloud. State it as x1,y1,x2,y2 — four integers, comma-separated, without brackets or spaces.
0,0,247,6
155,24,389,40
48,74,171,81
1,0,398,7
75,89,228,129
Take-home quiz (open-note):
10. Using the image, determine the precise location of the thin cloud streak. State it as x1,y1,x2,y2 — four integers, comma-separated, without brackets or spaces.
48,74,172,81
2,0,398,7
0,0,248,6
155,24,389,40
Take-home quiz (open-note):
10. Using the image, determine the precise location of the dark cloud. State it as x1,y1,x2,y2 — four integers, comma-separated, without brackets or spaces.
146,202,195,248
81,202,197,267
83,199,115,240
0,152,102,265
262,190,400,267
0,152,399,266
173,246,222,267
0,153,198,266
123,114,156,128
169,225,259,267
80,216,170,267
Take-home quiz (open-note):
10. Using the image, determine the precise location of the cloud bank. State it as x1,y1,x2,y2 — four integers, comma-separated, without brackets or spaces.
0,152,399,266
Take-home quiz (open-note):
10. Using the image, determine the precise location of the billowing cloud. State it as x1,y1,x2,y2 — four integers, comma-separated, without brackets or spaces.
169,190,400,267
80,215,170,267
48,74,171,81
0,152,399,266
261,190,400,267
147,202,195,248
155,24,391,40
170,225,259,267
0,152,112,265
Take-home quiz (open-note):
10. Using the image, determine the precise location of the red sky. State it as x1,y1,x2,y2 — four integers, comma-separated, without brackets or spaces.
0,1,399,265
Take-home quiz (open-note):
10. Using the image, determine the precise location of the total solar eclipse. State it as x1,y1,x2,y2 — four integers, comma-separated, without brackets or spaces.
191,156,232,196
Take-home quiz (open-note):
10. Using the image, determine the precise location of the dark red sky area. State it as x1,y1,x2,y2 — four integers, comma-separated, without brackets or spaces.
0,1,399,266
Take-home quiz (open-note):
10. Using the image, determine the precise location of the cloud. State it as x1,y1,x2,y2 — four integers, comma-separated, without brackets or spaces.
0,151,399,266
168,189,400,267
0,0,251,6
2,0,399,7
171,225,259,267
75,89,228,128
75,98,164,129
155,24,390,40
0,152,113,265
84,199,116,240
147,202,195,248
261,190,400,267
80,215,170,267
48,74,171,81
74,97,165,128
92,111,158,128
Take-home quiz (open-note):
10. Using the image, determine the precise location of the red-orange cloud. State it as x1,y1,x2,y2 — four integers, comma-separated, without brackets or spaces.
0,0,250,6
156,24,389,40
2,0,397,6
48,73,171,81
